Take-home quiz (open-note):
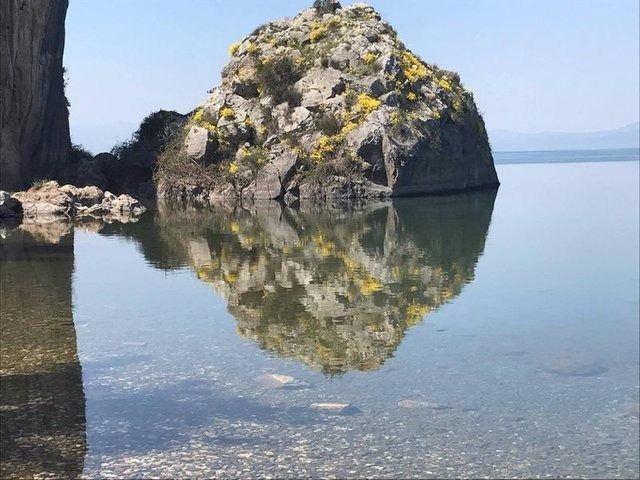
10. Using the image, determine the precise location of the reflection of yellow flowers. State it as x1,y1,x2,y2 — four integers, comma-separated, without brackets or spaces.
230,221,240,234
224,272,238,284
312,233,335,256
342,256,359,273
440,286,454,301
406,303,429,325
359,276,383,295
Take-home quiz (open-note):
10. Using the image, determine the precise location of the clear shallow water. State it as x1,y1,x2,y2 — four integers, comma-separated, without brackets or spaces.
1,161,638,478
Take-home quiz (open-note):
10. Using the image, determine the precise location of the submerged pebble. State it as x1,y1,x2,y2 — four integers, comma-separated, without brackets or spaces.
310,403,360,415
397,400,453,410
255,373,307,389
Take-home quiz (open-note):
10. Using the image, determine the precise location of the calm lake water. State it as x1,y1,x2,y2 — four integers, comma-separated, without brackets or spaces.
1,158,639,478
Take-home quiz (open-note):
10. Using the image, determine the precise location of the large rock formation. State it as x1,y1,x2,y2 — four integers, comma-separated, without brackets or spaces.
0,0,71,191
156,2,499,201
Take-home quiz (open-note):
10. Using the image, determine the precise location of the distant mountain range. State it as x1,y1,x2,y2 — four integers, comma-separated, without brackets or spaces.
71,121,640,156
489,122,639,152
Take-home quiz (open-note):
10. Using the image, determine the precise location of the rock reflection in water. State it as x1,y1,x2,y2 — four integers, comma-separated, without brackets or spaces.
0,227,86,478
129,191,496,374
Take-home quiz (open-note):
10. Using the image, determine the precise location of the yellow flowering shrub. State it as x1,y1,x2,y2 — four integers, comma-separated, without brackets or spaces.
228,162,238,174
311,135,340,162
363,52,378,65
401,51,428,83
309,22,328,43
236,67,253,80
438,77,453,91
390,110,403,126
220,107,235,119
309,17,340,43
407,91,417,101
356,93,382,115
192,108,216,132
340,121,358,135
193,109,204,123
246,41,259,55
201,121,216,133
238,145,268,166
452,98,462,111
229,42,241,56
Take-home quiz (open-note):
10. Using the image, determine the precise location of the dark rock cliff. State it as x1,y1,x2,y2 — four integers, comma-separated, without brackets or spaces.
1,0,71,190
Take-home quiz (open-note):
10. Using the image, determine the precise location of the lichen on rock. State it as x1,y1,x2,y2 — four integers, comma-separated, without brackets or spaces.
156,2,499,201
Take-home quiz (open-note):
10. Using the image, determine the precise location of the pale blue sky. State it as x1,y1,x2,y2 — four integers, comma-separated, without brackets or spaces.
65,0,639,146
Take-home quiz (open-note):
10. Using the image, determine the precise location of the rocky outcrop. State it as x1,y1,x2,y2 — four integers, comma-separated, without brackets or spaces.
0,191,22,219
0,0,71,190
109,110,187,197
156,2,498,201
12,181,146,222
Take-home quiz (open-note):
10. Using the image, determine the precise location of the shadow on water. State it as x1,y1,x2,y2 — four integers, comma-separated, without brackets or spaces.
0,228,86,479
102,190,497,374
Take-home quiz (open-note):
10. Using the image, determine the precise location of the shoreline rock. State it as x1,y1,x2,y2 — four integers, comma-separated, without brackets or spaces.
0,191,23,219
8,181,146,223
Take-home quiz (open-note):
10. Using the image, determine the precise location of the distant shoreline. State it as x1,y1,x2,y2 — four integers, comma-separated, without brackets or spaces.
493,147,639,165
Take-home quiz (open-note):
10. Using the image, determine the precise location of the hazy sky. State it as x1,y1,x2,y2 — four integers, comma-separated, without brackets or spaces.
65,0,639,140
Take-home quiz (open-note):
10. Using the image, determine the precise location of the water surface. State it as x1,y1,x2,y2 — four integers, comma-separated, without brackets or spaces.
1,161,638,478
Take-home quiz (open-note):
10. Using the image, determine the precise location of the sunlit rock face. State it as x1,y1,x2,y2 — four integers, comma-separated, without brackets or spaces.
152,191,496,374
0,228,86,478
